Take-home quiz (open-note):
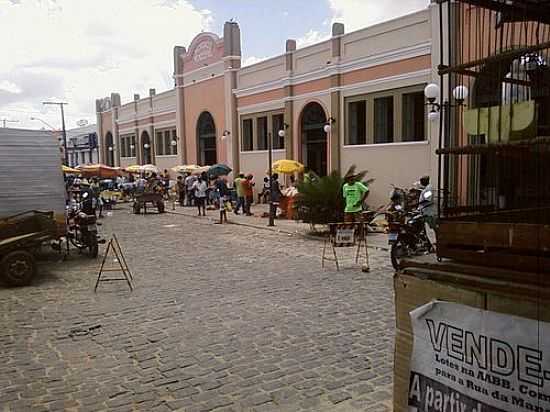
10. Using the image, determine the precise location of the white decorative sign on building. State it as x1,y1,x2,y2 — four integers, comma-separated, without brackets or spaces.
409,301,550,412
193,39,214,63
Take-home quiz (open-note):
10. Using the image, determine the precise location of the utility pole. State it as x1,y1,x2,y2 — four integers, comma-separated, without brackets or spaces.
1,118,19,128
43,101,68,165
267,132,275,227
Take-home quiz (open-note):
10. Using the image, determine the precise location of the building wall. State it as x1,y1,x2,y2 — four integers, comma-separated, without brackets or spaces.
96,8,439,206
182,76,226,165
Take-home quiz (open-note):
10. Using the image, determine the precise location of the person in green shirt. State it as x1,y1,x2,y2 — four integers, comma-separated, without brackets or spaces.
233,173,245,214
342,174,369,222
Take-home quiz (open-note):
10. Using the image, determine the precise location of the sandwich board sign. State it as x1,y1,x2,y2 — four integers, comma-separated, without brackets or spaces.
322,223,369,271
408,301,550,412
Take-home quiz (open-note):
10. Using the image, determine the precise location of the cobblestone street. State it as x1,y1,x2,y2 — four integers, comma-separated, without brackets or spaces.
0,206,395,412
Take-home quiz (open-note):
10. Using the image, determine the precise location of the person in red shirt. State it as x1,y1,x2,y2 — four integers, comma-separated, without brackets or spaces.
242,174,255,216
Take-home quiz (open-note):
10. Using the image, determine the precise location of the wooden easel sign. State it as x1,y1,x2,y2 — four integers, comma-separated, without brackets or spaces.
94,234,134,292
322,222,369,272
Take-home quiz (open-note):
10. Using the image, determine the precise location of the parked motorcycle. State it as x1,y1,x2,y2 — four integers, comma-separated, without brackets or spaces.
66,191,103,258
387,177,436,270
388,209,434,270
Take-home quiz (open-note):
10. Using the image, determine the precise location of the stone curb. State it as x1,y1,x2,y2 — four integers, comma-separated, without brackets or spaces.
166,210,389,252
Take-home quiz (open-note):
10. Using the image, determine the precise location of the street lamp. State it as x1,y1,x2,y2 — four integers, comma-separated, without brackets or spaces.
42,102,68,165
30,116,56,130
324,117,336,134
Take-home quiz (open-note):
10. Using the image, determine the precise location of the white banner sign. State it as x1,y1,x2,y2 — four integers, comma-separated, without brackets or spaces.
408,301,550,412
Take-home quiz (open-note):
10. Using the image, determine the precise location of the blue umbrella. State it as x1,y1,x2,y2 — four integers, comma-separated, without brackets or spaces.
208,164,232,178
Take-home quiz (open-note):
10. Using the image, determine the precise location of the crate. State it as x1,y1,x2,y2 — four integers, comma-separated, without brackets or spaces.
437,218,550,273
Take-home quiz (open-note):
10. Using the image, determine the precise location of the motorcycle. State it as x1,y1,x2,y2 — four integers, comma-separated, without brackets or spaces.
388,209,434,270
66,191,104,258
387,181,436,270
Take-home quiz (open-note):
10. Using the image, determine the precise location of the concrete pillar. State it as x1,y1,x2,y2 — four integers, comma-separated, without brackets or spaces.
135,127,141,164
285,40,296,160
174,46,187,164
329,23,344,174
223,21,242,173
148,125,155,165
95,99,104,164
111,93,121,167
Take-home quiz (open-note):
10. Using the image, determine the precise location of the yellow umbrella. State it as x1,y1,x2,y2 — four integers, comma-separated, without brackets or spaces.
172,164,201,174
272,159,305,174
140,164,159,174
125,164,142,173
62,165,80,174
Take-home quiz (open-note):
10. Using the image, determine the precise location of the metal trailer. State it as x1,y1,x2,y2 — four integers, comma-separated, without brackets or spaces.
0,128,67,285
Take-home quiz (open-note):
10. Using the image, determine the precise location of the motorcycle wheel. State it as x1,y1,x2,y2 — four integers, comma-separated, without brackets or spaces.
390,241,410,271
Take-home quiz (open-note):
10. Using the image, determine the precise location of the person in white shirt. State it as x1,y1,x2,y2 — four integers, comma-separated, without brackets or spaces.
185,174,197,206
192,174,208,216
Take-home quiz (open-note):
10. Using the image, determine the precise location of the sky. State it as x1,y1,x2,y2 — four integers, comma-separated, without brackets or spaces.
0,0,429,131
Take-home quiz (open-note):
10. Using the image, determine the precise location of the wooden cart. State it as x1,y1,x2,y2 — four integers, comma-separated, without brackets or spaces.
132,192,165,214
0,211,58,286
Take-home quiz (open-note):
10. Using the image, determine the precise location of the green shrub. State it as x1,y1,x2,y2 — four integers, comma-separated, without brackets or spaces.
294,165,373,227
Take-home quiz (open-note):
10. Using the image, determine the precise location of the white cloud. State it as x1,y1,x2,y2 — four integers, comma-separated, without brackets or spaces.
242,56,269,67
296,30,330,49
0,80,22,94
0,0,212,129
328,0,429,32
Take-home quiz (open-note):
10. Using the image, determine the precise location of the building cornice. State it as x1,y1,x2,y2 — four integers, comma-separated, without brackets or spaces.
116,107,176,125
234,41,431,98
236,68,431,114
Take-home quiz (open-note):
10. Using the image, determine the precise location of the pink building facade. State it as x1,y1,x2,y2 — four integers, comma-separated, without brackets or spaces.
96,6,442,207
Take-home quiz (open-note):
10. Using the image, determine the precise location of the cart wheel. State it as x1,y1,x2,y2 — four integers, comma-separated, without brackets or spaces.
157,201,165,214
133,203,141,214
1,250,35,286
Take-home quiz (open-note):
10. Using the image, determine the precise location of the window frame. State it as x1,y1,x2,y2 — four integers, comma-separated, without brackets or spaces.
241,118,254,152
120,134,136,158
343,84,428,146
271,113,285,150
154,128,177,156
345,98,367,145
256,116,268,151
240,110,286,153
401,88,427,142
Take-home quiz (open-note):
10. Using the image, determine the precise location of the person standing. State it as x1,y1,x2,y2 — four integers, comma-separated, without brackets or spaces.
243,174,254,216
192,174,208,216
185,173,197,206
342,174,369,222
163,169,170,193
215,176,229,223
176,175,186,206
233,173,245,215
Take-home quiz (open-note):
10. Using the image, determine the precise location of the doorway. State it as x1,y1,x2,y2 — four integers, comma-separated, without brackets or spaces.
197,112,217,165
105,132,114,166
300,102,327,176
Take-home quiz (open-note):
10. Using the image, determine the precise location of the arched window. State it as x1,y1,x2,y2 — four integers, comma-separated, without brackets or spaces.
197,112,217,165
